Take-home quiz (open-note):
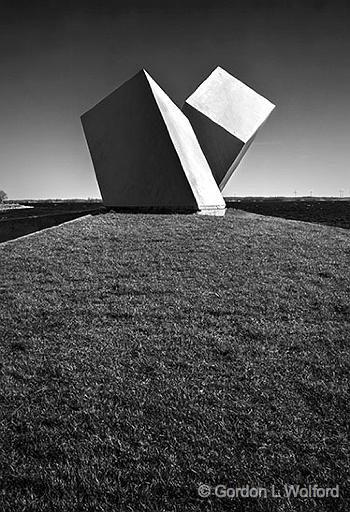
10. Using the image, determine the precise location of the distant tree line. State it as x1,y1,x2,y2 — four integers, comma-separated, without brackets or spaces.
0,190,7,203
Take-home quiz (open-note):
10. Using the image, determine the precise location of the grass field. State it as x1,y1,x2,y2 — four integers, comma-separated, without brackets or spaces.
0,210,349,511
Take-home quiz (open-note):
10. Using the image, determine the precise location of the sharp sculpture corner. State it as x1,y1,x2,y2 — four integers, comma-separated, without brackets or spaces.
81,67,275,215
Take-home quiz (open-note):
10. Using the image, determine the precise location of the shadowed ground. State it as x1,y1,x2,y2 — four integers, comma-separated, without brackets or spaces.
0,210,349,511
0,202,105,242
226,199,350,230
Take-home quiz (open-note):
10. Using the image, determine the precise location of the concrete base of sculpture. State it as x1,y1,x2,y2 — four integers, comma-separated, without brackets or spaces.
106,205,227,216
197,207,227,217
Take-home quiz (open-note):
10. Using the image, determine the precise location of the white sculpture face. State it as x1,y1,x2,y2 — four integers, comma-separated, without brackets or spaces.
186,67,275,143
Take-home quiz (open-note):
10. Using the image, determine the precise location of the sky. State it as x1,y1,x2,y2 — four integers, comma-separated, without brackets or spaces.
1,0,349,199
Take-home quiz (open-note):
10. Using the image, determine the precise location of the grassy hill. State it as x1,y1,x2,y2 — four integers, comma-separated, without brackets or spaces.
0,210,349,511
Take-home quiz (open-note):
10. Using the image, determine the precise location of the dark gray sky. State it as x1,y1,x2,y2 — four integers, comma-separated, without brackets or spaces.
1,0,349,198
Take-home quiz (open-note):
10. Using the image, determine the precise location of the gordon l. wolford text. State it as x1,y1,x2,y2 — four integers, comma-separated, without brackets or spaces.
199,484,340,499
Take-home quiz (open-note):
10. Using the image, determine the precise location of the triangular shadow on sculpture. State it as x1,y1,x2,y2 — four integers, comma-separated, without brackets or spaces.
183,102,244,190
220,116,271,191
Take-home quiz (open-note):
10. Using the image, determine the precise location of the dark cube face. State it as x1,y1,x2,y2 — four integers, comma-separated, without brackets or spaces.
183,102,244,189
81,71,197,210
